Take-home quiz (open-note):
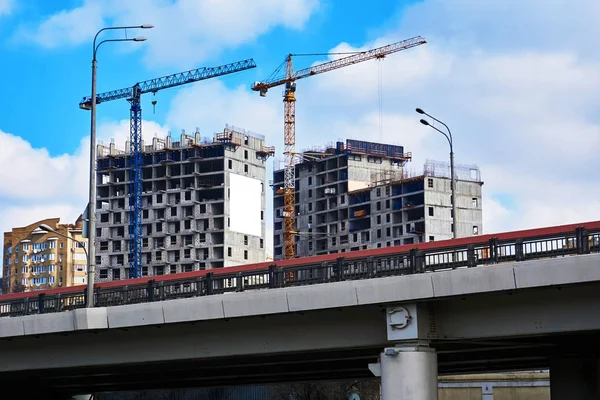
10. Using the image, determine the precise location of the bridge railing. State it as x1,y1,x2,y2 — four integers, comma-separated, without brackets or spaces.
1,223,599,318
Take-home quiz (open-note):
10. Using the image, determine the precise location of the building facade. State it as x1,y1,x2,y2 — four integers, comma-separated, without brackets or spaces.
95,125,272,281
272,139,483,259
2,217,88,294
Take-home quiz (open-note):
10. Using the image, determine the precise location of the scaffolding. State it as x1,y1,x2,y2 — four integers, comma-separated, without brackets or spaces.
424,159,482,182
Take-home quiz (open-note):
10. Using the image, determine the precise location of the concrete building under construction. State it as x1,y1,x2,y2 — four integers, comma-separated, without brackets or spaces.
272,139,483,259
94,125,273,281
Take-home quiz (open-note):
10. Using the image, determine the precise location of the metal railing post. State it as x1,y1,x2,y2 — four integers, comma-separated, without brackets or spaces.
268,264,277,288
367,256,374,277
467,245,476,267
206,272,213,295
38,293,45,314
147,279,155,302
410,248,418,273
236,272,243,292
336,257,344,281
515,239,524,262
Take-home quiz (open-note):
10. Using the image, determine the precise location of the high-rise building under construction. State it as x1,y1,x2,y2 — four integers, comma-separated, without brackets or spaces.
94,125,273,281
272,139,483,259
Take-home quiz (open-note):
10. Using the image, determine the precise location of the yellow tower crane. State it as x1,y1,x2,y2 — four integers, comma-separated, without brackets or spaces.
252,36,426,259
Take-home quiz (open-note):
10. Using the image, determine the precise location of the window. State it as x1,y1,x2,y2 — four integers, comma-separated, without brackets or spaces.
386,214,390,223
244,250,248,260
473,226,479,235
428,178,433,188
244,150,248,160
99,269,108,279
308,177,312,185
244,164,248,173
228,247,232,257
376,188,381,196
244,136,249,145
113,269,121,280
244,235,248,245
49,240,56,249
376,202,381,211
260,239,263,249
377,215,381,225
472,198,478,207
428,207,434,217
429,236,435,242
261,211,264,220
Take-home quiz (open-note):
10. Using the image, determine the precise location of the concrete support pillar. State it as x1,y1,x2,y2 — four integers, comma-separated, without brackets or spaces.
550,355,600,400
379,344,438,400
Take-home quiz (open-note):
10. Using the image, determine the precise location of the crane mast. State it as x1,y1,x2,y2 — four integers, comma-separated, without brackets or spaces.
282,56,297,260
80,59,257,278
252,36,426,259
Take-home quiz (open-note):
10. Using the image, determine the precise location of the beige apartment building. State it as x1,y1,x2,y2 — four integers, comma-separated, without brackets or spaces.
2,217,88,294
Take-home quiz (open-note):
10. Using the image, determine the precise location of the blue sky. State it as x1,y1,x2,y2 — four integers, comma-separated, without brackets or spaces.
0,0,406,155
0,0,599,255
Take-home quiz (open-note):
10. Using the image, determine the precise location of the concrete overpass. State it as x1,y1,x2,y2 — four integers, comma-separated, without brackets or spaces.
0,253,599,399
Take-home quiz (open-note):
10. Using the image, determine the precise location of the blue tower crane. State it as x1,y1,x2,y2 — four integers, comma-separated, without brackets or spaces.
79,58,257,279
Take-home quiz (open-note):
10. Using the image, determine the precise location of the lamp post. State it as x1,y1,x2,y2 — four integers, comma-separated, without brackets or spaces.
416,108,457,239
83,25,153,308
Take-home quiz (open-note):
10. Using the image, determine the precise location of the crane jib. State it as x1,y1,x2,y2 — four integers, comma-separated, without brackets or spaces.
79,58,256,107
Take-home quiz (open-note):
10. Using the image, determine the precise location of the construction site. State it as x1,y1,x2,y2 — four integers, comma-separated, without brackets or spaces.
272,139,483,260
3,35,485,285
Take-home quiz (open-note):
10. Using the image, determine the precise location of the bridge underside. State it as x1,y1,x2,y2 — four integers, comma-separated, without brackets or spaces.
3,330,600,396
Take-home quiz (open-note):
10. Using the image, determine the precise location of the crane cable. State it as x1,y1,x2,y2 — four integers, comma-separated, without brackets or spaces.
378,58,384,141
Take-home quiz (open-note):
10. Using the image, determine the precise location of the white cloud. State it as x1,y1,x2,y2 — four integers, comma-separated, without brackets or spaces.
0,119,169,240
0,0,14,16
15,0,319,68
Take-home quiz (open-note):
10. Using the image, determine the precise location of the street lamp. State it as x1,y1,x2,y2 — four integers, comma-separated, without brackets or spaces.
416,107,457,239
83,24,153,308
